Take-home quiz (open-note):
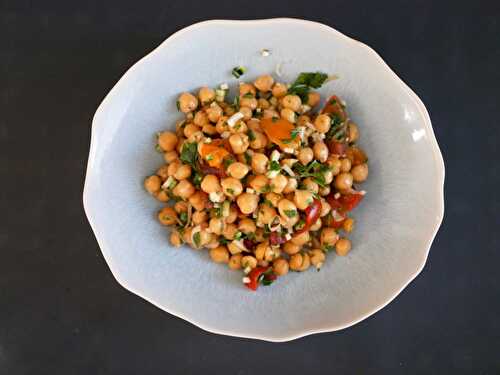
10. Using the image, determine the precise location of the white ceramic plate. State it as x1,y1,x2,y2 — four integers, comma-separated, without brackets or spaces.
84,18,444,341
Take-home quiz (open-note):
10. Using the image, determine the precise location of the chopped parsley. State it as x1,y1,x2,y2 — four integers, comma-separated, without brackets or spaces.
271,116,279,123
288,72,328,102
206,154,214,161
180,142,199,170
179,211,188,225
282,128,300,144
223,157,235,169
244,152,252,165
233,231,243,240
248,130,256,142
325,113,346,141
155,144,163,153
193,232,201,247
242,92,254,99
232,66,246,79
219,237,230,245
323,245,336,252
226,188,235,195
269,160,281,171
284,210,297,218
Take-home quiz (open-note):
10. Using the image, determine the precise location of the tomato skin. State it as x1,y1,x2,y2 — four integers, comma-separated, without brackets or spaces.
327,193,364,212
296,199,322,234
329,141,347,156
245,266,271,291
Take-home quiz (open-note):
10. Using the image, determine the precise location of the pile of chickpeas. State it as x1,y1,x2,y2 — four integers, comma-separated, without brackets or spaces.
144,73,369,288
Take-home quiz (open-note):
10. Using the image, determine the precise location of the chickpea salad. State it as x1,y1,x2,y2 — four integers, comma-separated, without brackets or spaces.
144,71,369,291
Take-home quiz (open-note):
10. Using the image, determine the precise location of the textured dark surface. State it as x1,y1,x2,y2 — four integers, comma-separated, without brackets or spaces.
1,1,499,374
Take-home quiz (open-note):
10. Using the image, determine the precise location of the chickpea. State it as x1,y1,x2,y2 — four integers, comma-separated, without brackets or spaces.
309,249,326,269
173,179,195,199
178,92,198,113
283,177,298,193
155,190,169,202
255,228,265,242
247,119,262,132
158,207,177,225
272,82,288,97
307,92,321,107
225,205,238,224
221,177,243,198
215,116,229,134
250,131,268,149
238,218,256,234
183,123,200,139
264,192,280,207
351,163,369,182
297,115,311,127
170,231,182,247
249,175,269,193
208,217,224,235
278,198,298,220
201,175,221,194
239,83,256,97
257,204,277,226
202,123,217,135
323,170,334,184
240,97,258,110
273,258,289,276
224,105,236,116
206,103,223,123
320,199,331,217
314,114,331,134
236,193,259,214
235,106,251,121
309,218,322,231
347,121,359,142
255,242,271,262
280,108,296,123
241,255,258,269
313,141,329,163
340,158,352,172
227,241,243,255
289,253,311,271
319,185,331,196
174,201,188,213
257,98,270,109
144,175,161,194
327,157,342,176
206,238,220,249
228,254,243,270
294,190,314,210
209,246,229,263
291,231,310,246
281,95,302,112
298,148,314,165
254,75,274,92
198,87,215,104
270,174,288,194
157,131,178,152
335,172,353,191
182,227,193,245
222,223,238,240
283,241,300,255
174,164,192,180
263,109,279,119
229,133,249,154
167,161,180,177
335,238,352,256
189,191,208,211
224,162,247,180
156,165,169,181
321,227,339,246
164,150,179,164
192,210,208,225
302,178,319,194
193,111,208,127
343,218,354,233
176,138,185,154
251,153,269,174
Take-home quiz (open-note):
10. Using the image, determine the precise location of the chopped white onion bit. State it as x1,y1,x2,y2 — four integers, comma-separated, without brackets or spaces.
270,150,280,161
227,112,244,127
261,49,270,57
246,188,255,194
242,276,251,284
220,83,229,90
162,176,176,190
282,165,295,177
221,131,230,139
334,192,341,199
266,169,280,179
285,233,292,241
209,191,225,203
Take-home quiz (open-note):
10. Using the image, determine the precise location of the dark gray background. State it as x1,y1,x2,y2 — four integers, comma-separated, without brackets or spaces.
1,0,499,374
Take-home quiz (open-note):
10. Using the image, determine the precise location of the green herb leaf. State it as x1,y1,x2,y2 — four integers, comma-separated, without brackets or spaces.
269,160,281,171
219,237,229,245
323,245,336,252
176,100,180,111
234,231,243,240
192,172,203,187
232,66,246,79
179,211,188,224
284,210,297,218
180,142,199,170
155,144,163,153
263,199,273,207
244,152,252,165
223,157,235,169
193,232,201,247
242,92,254,98
248,130,256,142
226,188,235,195
271,116,279,123
288,72,328,102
